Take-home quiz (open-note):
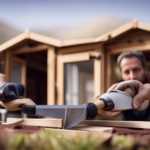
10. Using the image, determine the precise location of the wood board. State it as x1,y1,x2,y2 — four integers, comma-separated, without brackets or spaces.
2,118,62,128
78,120,150,129
3,118,150,130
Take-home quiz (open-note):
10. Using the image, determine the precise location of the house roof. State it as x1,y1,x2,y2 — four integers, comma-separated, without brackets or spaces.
1,20,150,52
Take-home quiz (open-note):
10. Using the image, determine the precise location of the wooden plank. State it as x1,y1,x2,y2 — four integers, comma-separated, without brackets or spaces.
30,32,61,47
56,61,64,105
94,58,101,97
110,30,150,44
100,44,106,93
11,44,49,54
60,53,90,63
138,22,150,32
109,21,133,38
0,33,26,52
106,41,150,54
93,45,102,96
57,43,101,55
3,118,62,128
47,47,56,105
21,60,26,96
79,120,150,129
106,52,112,90
96,21,134,42
4,50,11,81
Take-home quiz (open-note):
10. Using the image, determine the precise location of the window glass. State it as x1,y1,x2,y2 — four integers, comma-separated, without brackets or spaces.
65,61,94,105
12,61,22,83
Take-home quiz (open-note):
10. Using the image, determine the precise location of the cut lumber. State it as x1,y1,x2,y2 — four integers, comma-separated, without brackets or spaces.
78,120,150,129
2,118,62,128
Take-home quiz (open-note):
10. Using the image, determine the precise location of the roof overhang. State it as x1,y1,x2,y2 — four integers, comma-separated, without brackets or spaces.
1,20,150,52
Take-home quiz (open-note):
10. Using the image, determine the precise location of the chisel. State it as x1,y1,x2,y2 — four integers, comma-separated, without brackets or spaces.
20,90,133,129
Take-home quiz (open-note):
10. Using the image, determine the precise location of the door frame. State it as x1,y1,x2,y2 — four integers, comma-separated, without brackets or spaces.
56,51,101,105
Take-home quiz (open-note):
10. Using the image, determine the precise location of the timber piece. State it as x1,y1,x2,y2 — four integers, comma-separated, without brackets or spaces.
78,120,150,129
106,41,150,54
11,44,49,54
2,118,62,128
5,50,11,81
94,51,101,97
47,46,55,105
57,43,101,55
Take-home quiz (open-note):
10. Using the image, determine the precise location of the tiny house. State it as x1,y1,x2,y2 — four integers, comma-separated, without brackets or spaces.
0,20,150,105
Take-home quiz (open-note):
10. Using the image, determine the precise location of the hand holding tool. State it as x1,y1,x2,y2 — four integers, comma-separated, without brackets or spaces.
0,83,35,111
0,83,24,100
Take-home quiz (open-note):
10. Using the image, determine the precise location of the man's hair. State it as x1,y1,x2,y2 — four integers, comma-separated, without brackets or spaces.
117,51,146,70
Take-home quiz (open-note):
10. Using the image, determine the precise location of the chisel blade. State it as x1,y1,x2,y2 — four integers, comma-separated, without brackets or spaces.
21,105,87,129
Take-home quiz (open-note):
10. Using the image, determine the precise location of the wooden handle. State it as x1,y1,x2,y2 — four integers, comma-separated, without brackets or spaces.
94,100,105,110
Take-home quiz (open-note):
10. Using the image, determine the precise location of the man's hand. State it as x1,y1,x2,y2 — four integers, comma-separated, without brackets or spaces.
113,80,150,111
93,81,139,118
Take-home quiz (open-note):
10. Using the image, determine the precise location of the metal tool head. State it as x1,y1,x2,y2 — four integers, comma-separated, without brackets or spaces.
21,105,87,129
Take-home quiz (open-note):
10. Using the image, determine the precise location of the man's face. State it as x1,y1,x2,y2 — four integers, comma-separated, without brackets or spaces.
120,56,147,83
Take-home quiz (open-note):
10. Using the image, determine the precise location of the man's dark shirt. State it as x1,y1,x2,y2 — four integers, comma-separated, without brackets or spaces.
122,106,150,121
117,79,150,121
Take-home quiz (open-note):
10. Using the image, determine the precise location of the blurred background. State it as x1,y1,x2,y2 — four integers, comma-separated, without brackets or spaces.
0,0,150,43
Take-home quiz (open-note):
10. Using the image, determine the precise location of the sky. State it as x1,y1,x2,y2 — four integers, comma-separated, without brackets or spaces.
0,0,150,31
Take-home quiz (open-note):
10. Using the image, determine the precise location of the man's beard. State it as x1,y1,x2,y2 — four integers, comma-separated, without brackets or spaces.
140,72,147,84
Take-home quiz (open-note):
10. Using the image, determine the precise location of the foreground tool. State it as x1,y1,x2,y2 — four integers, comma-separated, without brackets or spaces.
20,90,133,129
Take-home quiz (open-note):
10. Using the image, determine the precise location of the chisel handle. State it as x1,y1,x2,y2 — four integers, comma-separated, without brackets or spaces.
94,100,105,110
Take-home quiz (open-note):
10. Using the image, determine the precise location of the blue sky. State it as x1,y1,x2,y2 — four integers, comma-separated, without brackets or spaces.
0,0,150,30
